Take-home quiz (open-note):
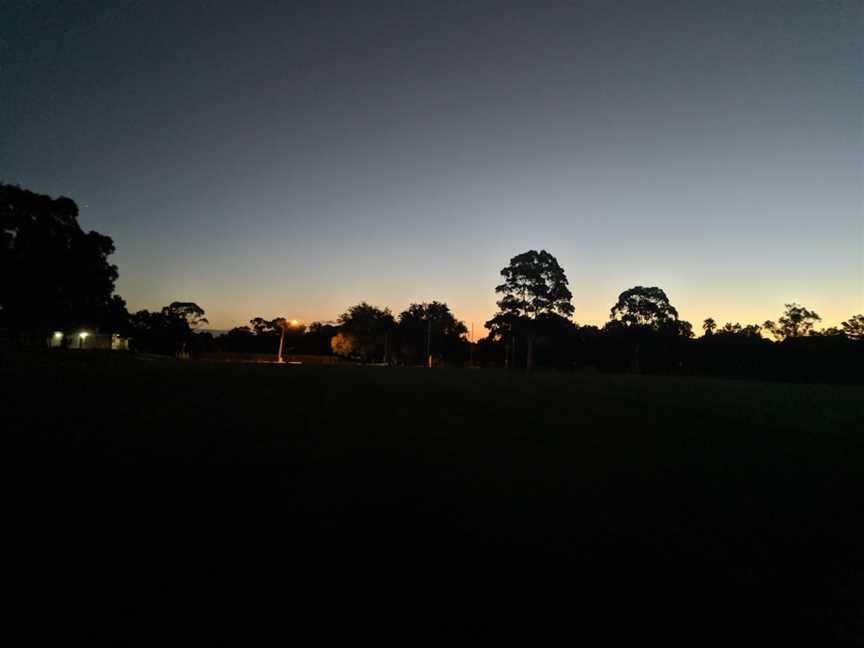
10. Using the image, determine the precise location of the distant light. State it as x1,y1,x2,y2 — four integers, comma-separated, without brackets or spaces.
79,331,89,339
290,320,300,327
53,332,63,339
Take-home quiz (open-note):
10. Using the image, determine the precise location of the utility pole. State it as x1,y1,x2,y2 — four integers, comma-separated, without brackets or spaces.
426,317,432,368
469,322,474,367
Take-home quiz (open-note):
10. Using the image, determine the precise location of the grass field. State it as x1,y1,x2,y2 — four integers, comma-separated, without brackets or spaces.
8,351,863,643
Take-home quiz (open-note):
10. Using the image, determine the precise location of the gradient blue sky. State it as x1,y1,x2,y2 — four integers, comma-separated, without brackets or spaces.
2,0,861,333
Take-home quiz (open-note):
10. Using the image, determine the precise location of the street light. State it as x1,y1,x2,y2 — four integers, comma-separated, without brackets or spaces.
78,331,89,349
427,317,432,368
277,319,301,363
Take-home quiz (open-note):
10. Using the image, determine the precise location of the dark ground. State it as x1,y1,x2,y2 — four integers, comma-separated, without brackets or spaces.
7,351,863,644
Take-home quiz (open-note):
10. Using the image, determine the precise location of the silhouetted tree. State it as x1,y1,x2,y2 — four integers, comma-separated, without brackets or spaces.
163,302,208,330
303,321,339,354
484,312,521,367
720,322,742,335
739,324,762,338
763,303,821,340
693,321,772,378
224,325,256,352
702,318,716,336
130,310,164,352
610,286,679,328
336,302,395,363
250,317,273,335
0,183,120,340
714,322,763,339
398,301,467,365
104,295,132,337
675,320,694,339
532,312,580,369
131,302,207,355
606,286,685,372
841,314,864,341
816,327,844,337
487,250,574,371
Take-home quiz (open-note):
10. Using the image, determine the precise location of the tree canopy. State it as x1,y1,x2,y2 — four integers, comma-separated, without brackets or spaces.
610,286,679,329
486,250,574,370
398,301,467,365
130,302,207,354
163,302,208,330
492,250,574,321
335,302,395,362
4,182,859,383
841,314,864,341
0,183,119,335
763,303,821,340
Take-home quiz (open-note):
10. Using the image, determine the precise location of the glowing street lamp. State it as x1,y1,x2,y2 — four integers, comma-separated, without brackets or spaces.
78,331,89,349
277,319,301,363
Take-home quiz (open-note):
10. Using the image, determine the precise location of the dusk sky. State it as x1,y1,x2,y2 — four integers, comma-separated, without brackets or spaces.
2,0,861,333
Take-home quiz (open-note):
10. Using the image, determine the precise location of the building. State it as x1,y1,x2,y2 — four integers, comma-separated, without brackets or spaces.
47,331,130,350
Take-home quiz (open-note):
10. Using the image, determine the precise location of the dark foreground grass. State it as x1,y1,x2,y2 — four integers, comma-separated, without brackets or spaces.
7,351,864,643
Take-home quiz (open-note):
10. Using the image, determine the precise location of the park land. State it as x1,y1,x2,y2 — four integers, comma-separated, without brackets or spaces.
10,351,864,643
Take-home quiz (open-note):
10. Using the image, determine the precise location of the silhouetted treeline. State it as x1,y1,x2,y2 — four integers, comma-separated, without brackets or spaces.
218,319,335,356
472,314,862,384
0,183,123,342
211,301,470,366
3,184,861,383
128,302,208,355
180,296,863,384
479,250,862,384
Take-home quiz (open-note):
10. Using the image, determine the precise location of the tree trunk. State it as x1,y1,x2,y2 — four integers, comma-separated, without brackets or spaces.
526,334,534,372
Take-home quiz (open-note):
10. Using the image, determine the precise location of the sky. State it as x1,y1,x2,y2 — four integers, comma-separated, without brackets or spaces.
2,0,861,334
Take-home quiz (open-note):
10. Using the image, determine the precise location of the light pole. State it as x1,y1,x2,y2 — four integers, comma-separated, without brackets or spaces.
277,319,300,363
276,324,286,363
426,317,432,368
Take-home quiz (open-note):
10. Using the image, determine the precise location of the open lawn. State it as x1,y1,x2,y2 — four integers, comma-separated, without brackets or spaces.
8,352,864,643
